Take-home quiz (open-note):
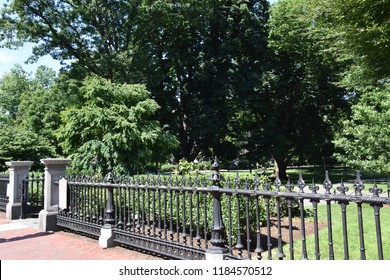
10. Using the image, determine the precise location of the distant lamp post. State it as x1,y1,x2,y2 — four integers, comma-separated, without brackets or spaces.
323,138,330,172
193,158,199,174
233,158,239,170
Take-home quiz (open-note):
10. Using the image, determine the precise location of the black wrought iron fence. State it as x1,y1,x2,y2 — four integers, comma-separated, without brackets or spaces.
57,176,107,237
111,173,215,260
0,173,9,211
21,173,45,218
57,163,390,260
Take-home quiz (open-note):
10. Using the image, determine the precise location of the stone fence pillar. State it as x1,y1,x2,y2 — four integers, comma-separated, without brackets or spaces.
38,158,70,232
5,161,34,220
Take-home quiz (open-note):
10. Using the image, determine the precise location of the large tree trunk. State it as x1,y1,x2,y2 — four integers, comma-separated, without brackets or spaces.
273,158,288,181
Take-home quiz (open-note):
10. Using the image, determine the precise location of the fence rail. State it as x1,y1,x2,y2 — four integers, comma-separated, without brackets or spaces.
57,163,390,260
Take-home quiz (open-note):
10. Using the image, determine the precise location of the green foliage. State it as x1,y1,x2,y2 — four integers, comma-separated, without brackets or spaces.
134,0,271,161
317,0,390,88
0,0,271,162
269,0,389,89
0,65,60,169
57,75,177,174
0,64,30,121
0,0,389,177
16,68,80,154
334,83,390,175
160,163,177,173
0,124,55,169
0,0,139,82
177,159,197,175
241,0,348,178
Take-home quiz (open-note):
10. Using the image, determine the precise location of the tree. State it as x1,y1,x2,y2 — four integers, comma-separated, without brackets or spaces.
0,0,140,83
334,83,390,175
56,76,177,174
0,124,55,170
134,0,270,161
250,0,349,179
301,0,390,174
17,68,81,154
0,64,30,122
1,0,271,162
314,0,390,88
0,65,58,169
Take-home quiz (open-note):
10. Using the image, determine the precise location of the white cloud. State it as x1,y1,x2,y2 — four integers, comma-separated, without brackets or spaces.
0,49,21,64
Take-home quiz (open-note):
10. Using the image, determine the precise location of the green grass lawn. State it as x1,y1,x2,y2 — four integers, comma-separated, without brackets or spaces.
286,165,388,184
220,164,388,182
278,204,390,260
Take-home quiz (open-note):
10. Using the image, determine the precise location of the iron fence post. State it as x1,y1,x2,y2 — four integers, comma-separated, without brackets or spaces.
99,166,116,248
206,157,229,260
103,167,115,228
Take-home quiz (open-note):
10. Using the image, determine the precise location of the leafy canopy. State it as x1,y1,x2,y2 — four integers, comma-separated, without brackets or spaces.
0,64,30,121
57,75,177,174
334,83,390,175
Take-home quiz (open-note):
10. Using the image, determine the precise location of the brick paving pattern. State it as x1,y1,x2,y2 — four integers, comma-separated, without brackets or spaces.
0,212,162,260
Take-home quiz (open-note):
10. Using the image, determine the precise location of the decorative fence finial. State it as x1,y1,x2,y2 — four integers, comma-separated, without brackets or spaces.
209,156,223,186
354,170,364,196
309,178,319,194
105,164,114,183
297,173,305,193
337,179,348,195
369,180,383,197
323,171,332,195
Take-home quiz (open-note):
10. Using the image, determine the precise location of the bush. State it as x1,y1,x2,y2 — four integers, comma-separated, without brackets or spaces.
160,163,177,173
177,159,195,175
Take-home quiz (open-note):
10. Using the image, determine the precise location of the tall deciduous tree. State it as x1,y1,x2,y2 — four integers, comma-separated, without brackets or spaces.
134,0,270,160
302,0,390,174
0,0,140,83
16,68,81,153
254,0,349,178
0,124,55,170
56,75,177,174
0,64,30,121
0,65,58,169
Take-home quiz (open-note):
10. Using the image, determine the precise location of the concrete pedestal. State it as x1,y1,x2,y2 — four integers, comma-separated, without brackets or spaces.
5,161,33,220
38,158,70,232
38,209,59,232
99,227,115,248
6,203,22,220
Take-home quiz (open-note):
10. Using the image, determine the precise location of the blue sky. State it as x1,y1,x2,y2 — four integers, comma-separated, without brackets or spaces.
0,0,62,77
0,42,62,77
0,0,278,77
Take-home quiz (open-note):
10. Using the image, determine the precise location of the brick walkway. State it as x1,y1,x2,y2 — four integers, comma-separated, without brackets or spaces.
0,212,162,260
